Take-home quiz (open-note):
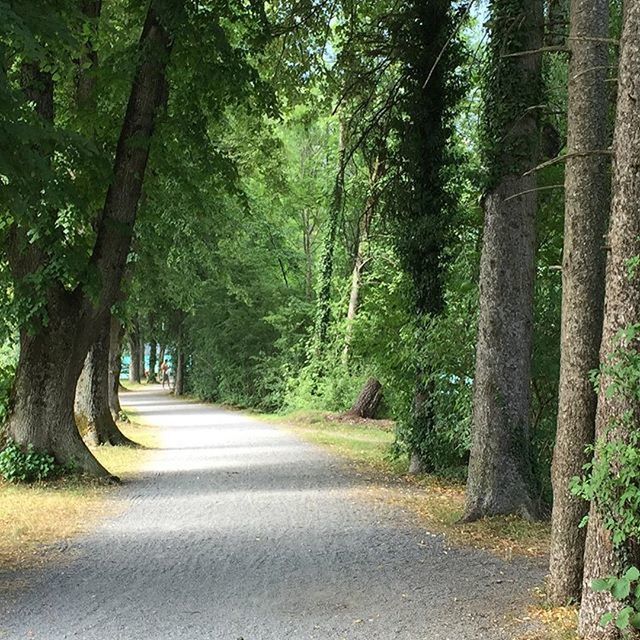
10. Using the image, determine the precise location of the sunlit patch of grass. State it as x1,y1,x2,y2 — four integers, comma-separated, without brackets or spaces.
261,409,550,560
93,417,161,480
0,418,160,573
0,477,110,572
514,589,579,639
259,410,406,475
357,476,550,559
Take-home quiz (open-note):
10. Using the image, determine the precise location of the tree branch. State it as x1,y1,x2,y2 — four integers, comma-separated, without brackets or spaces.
524,149,612,176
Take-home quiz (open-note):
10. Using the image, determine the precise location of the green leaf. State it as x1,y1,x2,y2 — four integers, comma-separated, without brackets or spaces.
616,606,632,630
630,612,640,629
613,578,631,600
592,578,613,592
600,612,614,628
625,567,640,582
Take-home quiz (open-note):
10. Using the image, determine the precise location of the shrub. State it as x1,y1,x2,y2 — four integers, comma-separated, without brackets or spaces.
0,440,58,483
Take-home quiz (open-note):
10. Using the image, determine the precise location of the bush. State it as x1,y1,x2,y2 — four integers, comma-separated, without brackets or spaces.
0,440,58,483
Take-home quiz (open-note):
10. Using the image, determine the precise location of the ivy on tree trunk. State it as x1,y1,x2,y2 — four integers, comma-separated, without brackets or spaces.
463,0,544,521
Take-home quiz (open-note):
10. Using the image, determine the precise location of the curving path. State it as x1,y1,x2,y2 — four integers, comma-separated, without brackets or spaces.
0,387,542,639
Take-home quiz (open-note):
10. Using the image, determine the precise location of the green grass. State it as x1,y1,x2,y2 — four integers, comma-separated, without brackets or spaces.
260,410,406,475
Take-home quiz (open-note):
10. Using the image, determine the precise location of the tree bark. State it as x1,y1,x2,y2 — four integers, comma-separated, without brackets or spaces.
148,339,157,382
138,334,145,380
174,347,185,396
545,0,569,46
109,315,124,419
6,3,173,475
579,5,640,636
464,0,544,522
129,324,141,384
75,315,133,446
312,119,346,360
75,0,101,113
342,153,385,365
7,295,110,476
349,377,383,419
548,0,610,606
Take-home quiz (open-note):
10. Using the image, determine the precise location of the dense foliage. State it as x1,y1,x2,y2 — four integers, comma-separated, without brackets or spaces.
2,1,640,633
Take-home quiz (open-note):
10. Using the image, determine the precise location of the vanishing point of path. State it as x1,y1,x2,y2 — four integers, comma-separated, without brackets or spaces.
1,387,543,639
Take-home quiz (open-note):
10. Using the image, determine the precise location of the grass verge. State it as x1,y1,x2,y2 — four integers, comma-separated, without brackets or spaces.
260,409,550,560
0,416,159,573
515,590,579,640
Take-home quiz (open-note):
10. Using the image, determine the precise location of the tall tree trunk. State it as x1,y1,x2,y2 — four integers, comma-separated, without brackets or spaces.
75,315,133,446
148,339,157,382
129,324,141,384
463,0,543,521
548,0,610,606
109,315,124,419
8,293,110,475
302,208,315,302
579,5,640,636
138,334,145,381
312,119,347,360
174,348,185,396
75,0,101,114
342,153,385,365
545,0,569,46
6,3,173,475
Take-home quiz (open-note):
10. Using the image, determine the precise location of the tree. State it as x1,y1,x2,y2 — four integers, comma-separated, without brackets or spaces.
579,3,640,635
75,315,133,446
385,0,466,472
548,0,610,606
108,316,125,420
312,118,347,362
464,0,544,521
128,320,142,384
5,3,173,476
342,149,385,364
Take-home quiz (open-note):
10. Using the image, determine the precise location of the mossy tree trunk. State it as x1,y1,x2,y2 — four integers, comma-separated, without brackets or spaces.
342,152,385,365
464,0,544,521
312,119,346,362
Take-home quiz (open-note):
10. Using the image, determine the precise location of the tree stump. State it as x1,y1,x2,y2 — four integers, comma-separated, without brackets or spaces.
349,378,383,419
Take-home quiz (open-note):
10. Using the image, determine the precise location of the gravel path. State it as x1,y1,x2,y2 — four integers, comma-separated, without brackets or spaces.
0,387,543,639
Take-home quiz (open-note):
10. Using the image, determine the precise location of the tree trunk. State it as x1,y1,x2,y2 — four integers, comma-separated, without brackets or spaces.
6,3,173,476
579,5,640,636
313,119,347,360
148,339,157,382
109,315,124,419
463,0,543,522
129,326,141,384
75,1,101,114
342,153,385,365
548,0,610,606
349,378,383,419
138,334,145,380
174,348,185,396
75,315,133,446
7,296,110,476
545,0,568,46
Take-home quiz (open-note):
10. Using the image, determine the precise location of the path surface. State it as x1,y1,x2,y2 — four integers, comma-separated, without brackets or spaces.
1,388,543,639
